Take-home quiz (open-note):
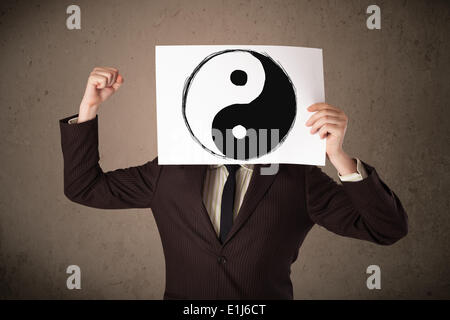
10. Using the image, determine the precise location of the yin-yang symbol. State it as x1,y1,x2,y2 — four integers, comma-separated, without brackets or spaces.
182,49,296,160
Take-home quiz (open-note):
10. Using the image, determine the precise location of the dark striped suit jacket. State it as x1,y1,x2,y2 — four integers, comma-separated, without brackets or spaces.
59,114,408,299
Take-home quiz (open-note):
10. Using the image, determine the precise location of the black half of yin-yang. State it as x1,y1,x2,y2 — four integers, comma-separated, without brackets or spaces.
212,51,296,160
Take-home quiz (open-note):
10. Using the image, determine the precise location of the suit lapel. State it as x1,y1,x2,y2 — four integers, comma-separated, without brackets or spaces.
222,164,278,246
181,164,279,247
181,165,222,249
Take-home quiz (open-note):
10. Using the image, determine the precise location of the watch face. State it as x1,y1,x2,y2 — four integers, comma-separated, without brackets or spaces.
182,49,297,160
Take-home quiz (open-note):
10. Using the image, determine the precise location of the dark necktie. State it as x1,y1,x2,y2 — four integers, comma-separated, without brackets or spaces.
219,165,240,244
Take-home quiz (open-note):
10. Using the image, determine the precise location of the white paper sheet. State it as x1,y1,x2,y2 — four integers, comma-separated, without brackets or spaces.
155,45,326,166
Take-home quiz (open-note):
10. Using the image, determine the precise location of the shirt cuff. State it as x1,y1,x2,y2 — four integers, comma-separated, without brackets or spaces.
68,117,78,124
338,158,368,182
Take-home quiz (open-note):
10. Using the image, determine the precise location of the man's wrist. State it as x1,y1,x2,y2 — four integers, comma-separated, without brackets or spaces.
78,103,99,123
327,150,357,176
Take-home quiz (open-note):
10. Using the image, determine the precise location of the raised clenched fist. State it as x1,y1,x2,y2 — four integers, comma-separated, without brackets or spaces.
78,67,123,123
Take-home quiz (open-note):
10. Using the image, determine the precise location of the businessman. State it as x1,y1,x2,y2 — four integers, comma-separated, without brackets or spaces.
59,67,408,299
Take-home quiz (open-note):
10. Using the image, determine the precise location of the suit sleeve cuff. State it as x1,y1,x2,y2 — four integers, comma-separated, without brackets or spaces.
68,117,78,124
59,114,99,141
338,158,368,182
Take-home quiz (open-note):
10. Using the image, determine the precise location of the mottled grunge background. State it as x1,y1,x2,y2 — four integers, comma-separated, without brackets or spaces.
0,0,449,299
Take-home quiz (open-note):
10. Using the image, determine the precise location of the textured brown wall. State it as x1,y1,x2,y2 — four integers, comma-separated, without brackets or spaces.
0,0,449,299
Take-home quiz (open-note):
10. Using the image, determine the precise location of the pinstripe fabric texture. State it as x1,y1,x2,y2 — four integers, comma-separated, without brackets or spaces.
59,114,408,300
202,161,367,238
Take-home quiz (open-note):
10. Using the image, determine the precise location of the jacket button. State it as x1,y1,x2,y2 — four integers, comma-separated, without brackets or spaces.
217,256,227,265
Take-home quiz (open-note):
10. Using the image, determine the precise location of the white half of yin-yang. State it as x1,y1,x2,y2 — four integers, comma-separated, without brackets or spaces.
184,51,266,156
